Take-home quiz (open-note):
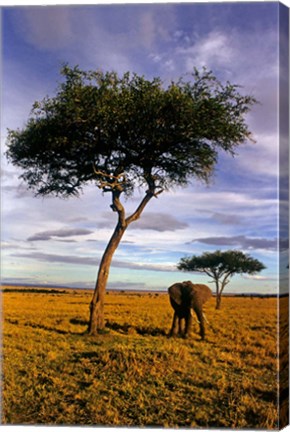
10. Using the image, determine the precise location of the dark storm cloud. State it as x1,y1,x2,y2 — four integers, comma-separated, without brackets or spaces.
210,212,243,225
11,251,176,272
12,251,96,266
2,184,34,199
190,235,288,251
27,228,93,241
131,213,188,232
1,276,41,285
98,212,188,232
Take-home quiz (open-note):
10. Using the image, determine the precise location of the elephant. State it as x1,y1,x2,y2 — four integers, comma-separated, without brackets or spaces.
168,281,212,340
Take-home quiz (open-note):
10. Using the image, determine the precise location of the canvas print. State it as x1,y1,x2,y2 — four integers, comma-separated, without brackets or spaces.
1,1,289,429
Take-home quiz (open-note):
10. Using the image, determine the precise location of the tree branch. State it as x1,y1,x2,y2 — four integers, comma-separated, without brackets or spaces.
126,190,155,225
93,164,127,191
220,272,232,294
203,269,214,279
125,172,163,225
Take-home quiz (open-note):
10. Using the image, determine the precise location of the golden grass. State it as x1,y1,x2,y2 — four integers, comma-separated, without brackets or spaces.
2,286,284,428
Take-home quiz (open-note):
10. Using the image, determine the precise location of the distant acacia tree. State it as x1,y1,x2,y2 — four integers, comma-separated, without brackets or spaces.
6,65,256,335
178,250,266,309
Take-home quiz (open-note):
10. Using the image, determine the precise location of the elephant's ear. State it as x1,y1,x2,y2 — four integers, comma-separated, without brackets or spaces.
168,283,183,305
190,284,212,305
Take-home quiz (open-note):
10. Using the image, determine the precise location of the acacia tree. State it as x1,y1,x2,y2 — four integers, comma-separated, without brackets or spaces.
178,250,266,309
6,65,256,335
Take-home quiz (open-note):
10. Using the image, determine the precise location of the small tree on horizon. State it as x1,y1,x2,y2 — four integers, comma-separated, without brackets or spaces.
6,65,256,335
178,250,266,309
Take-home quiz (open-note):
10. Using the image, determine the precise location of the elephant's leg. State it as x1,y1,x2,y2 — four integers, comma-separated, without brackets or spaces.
194,307,205,340
178,316,186,336
178,317,183,336
184,310,193,338
169,312,179,336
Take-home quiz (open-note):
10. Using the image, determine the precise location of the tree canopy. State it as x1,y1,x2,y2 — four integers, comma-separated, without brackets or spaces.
178,250,266,309
6,66,256,200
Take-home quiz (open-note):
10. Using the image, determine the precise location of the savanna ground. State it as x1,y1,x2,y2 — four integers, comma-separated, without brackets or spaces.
1,286,287,428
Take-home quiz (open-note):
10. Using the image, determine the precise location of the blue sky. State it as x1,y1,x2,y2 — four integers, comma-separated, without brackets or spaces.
1,1,289,294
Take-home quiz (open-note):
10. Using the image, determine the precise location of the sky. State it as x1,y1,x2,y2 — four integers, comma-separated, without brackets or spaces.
1,1,289,294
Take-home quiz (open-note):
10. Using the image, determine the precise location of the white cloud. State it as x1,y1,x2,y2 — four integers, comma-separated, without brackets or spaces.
242,274,277,282
139,11,157,50
234,134,279,177
14,7,74,51
178,31,234,70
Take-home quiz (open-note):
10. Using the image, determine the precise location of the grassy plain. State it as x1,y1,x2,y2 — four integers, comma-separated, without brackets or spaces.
2,286,282,428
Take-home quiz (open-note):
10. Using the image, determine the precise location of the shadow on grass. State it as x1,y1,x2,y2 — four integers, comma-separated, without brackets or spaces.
23,322,73,335
7,317,213,341
73,351,102,361
105,320,167,337
70,317,167,337
6,319,86,336
70,317,88,326
8,317,166,337
69,318,212,340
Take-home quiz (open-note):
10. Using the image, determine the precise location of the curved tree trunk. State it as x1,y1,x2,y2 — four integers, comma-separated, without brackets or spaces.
87,186,156,335
88,223,126,335
216,294,222,310
215,277,230,310
215,280,221,310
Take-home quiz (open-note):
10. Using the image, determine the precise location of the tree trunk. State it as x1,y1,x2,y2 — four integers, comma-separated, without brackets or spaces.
88,223,126,335
216,294,222,310
87,185,156,336
215,278,228,310
215,280,221,310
